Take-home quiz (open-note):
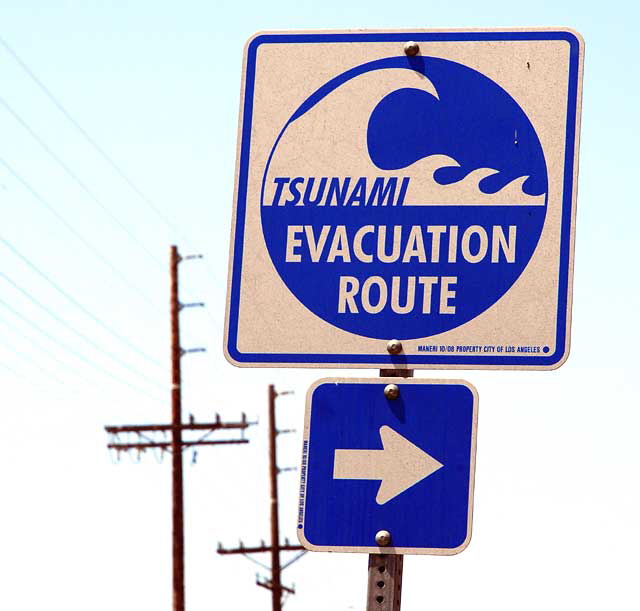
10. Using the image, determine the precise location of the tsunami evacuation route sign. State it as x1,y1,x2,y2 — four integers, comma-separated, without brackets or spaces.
224,29,584,369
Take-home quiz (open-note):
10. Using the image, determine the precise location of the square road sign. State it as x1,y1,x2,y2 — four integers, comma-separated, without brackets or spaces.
225,29,584,369
297,378,478,554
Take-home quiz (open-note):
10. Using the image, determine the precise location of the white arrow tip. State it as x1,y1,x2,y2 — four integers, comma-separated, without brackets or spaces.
375,426,444,505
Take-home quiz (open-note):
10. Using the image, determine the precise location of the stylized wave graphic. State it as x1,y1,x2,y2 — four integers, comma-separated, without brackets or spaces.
367,62,548,198
263,62,547,208
400,154,546,206
260,55,549,340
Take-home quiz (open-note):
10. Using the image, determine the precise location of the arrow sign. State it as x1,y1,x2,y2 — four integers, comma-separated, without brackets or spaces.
333,425,444,505
298,378,478,554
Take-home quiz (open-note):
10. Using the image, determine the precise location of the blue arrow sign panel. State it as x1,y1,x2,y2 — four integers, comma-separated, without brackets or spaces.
297,378,478,554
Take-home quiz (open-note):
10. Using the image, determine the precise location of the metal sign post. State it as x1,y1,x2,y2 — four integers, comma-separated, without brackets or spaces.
366,368,413,611
367,553,404,611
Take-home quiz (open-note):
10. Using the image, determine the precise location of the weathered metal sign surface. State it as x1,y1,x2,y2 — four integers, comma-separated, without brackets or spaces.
297,378,478,554
224,29,584,369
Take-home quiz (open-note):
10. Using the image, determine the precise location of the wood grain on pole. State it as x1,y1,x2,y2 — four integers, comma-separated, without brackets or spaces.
268,384,283,611
171,245,185,611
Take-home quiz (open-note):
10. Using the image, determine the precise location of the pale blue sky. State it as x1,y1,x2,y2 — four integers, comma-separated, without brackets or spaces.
0,2,638,610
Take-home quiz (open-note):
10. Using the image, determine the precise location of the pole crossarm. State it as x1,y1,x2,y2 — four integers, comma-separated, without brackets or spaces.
180,347,206,356
108,439,249,450
256,578,296,596
179,302,205,310
105,418,253,434
217,543,305,555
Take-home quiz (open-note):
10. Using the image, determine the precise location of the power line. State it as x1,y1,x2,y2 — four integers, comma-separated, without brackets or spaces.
0,94,167,275
0,315,161,421
0,156,206,349
0,35,225,326
1,270,166,391
0,35,220,352
0,305,156,420
0,307,101,387
0,334,68,387
0,352,67,400
0,34,193,246
0,234,164,369
0,295,165,403
0,155,165,315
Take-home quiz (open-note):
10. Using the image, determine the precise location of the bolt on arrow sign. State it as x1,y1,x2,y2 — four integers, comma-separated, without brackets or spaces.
333,425,444,504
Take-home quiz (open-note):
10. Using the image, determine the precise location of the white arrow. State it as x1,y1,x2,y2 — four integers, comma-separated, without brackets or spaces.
333,426,444,505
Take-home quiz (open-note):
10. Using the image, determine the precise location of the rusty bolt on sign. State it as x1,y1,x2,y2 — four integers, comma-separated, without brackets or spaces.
386,339,403,355
404,41,420,56
375,530,392,547
384,384,400,400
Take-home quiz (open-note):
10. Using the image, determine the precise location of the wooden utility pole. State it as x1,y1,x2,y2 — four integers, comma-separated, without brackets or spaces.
170,245,185,611
218,385,305,610
106,245,254,611
268,384,283,611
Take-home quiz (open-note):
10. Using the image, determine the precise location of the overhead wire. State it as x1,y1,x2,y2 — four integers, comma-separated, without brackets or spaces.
0,36,214,399
0,316,160,424
0,270,166,391
0,35,224,328
0,336,68,387
0,333,153,416
0,234,164,369
0,295,165,403
0,35,184,237
0,300,164,424
0,161,204,401
0,306,102,386
0,92,214,342
0,155,165,315
0,94,168,276
0,35,199,253
0,353,66,400
0,174,199,357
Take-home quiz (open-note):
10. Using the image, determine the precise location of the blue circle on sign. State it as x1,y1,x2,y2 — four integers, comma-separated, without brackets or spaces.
261,56,547,340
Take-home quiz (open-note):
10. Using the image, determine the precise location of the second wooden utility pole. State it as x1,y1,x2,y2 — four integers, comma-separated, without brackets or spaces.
218,385,305,609
268,384,283,611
